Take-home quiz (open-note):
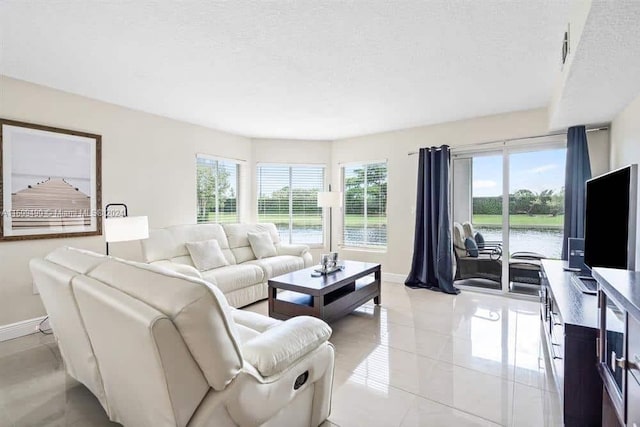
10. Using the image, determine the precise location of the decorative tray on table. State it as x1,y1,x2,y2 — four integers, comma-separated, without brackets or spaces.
312,265,345,276
311,253,345,277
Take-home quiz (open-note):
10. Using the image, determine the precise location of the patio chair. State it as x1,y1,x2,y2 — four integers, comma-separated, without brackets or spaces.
461,221,545,286
453,222,502,284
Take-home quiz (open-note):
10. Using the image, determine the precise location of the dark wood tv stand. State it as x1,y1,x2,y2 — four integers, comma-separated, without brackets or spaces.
540,260,603,426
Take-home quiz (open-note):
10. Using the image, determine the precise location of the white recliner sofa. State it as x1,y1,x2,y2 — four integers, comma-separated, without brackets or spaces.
30,247,335,427
141,223,313,308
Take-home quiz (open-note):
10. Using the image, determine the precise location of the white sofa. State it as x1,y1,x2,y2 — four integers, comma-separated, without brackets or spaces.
141,223,313,308
30,247,335,427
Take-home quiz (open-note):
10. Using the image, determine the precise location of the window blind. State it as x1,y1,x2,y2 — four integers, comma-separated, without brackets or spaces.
342,162,388,248
196,156,239,224
257,165,324,245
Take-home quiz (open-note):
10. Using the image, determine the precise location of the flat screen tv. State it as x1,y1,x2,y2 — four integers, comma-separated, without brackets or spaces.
584,164,637,271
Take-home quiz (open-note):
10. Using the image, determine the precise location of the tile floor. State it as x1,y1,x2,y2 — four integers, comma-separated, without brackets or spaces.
0,283,562,426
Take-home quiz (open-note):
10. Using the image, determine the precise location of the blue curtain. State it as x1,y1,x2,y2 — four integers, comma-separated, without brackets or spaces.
561,126,592,260
405,146,458,294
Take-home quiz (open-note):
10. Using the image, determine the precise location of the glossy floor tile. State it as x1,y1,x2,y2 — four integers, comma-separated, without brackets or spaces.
0,283,562,426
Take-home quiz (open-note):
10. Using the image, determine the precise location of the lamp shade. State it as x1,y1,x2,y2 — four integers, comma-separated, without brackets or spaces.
317,191,343,208
104,216,149,243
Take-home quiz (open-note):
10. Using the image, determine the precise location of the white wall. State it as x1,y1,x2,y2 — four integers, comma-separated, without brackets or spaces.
610,93,640,268
0,76,253,325
251,138,332,262
587,129,610,178
611,94,640,170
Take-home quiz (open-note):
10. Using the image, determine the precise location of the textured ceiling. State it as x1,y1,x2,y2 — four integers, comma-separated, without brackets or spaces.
549,0,640,129
0,1,570,140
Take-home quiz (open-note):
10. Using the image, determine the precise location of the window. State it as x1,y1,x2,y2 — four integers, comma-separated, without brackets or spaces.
257,164,324,245
196,155,239,223
342,162,387,248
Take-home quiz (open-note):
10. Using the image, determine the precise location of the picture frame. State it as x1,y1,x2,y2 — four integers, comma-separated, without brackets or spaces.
0,118,102,241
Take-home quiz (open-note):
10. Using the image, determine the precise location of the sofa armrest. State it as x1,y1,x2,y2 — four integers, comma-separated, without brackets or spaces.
151,261,203,280
230,308,281,333
242,316,331,377
276,243,310,257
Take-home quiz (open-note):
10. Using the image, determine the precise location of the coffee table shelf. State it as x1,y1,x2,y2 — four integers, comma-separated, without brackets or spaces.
268,261,381,323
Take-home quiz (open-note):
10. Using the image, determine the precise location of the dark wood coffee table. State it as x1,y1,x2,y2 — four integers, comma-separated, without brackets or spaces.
268,260,381,322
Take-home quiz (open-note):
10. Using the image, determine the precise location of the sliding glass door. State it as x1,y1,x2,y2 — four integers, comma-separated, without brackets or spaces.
453,152,504,291
507,148,566,295
452,140,566,295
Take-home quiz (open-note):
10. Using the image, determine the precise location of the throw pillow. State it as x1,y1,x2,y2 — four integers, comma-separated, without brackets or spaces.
248,231,277,259
474,232,485,249
464,237,479,257
185,239,229,271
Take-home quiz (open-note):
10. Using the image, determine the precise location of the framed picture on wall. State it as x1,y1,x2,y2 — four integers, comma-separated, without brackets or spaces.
0,118,102,241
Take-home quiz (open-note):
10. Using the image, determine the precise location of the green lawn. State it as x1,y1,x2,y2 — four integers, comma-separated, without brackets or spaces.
473,214,564,228
257,214,322,226
201,212,558,229
199,212,240,223
199,212,387,227
258,214,387,227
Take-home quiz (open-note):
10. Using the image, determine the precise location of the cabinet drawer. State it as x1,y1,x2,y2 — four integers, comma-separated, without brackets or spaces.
629,314,640,427
628,373,640,427
629,315,640,385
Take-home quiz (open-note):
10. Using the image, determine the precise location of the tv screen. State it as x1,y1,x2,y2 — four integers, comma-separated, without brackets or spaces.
584,165,636,270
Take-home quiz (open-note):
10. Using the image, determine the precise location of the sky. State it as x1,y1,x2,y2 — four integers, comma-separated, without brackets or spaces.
472,149,566,197
9,128,93,195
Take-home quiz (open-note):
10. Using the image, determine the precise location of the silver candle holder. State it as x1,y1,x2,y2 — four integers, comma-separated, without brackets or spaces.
314,252,342,275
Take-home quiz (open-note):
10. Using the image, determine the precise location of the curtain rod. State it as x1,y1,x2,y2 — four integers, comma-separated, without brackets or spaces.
407,126,609,156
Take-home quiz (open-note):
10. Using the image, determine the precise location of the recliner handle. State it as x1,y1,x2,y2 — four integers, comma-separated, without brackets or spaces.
294,371,309,390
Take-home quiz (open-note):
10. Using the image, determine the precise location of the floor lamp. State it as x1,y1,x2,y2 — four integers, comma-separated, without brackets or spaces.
104,203,149,255
317,186,343,252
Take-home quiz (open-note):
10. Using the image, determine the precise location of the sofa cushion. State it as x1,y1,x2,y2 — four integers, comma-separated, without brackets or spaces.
242,316,332,377
222,223,280,264
186,239,229,271
234,324,261,344
45,246,108,274
151,260,203,280
142,224,236,265
86,259,243,391
245,255,305,280
72,275,209,427
464,237,479,257
224,283,268,309
247,231,277,259
230,308,281,333
276,243,310,257
201,264,265,294
140,228,180,263
30,250,110,413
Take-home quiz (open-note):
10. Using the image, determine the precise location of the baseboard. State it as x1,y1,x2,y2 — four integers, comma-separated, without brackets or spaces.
382,272,406,284
0,316,48,342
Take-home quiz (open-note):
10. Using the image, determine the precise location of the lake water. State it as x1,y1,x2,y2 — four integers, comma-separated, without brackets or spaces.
279,224,561,259
475,226,563,259
276,225,387,247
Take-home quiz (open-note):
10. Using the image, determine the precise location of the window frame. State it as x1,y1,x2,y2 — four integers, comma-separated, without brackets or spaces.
196,154,241,224
341,160,388,250
256,163,326,247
